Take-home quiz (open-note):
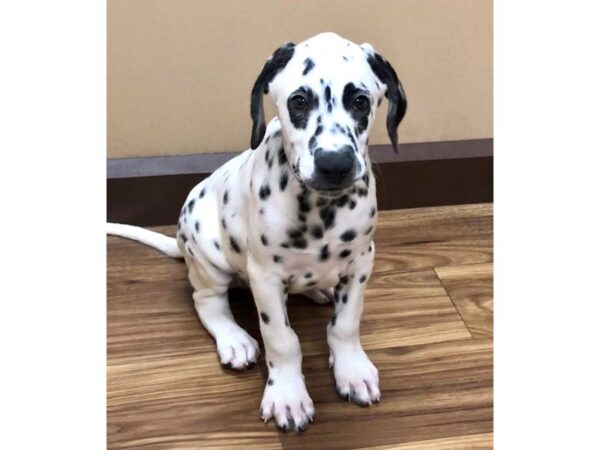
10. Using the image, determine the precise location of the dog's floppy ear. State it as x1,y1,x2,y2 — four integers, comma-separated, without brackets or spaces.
363,47,407,153
250,42,295,149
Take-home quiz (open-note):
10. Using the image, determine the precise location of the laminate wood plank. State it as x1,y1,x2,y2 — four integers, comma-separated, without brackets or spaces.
279,339,493,450
107,204,493,449
287,268,471,358
357,432,493,449
374,204,492,271
435,263,493,338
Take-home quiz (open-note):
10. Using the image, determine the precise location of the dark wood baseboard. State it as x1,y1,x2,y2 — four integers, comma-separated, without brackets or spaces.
107,139,492,226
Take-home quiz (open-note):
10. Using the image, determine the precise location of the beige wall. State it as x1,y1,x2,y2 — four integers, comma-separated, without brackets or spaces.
108,0,492,158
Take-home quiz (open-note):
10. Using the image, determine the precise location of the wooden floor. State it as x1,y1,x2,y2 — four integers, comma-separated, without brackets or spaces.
108,203,493,450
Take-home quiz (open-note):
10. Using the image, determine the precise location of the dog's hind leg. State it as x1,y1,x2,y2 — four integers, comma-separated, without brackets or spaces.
187,260,260,370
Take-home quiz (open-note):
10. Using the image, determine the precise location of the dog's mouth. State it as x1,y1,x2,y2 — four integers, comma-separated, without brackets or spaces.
303,179,356,196
289,155,360,196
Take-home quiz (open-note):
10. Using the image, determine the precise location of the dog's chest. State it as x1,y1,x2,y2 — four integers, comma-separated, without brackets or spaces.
251,167,377,290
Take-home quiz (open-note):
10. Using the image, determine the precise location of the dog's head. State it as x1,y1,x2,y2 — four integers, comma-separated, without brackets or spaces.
250,32,407,193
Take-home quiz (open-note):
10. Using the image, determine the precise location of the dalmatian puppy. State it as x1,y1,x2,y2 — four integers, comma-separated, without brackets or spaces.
107,32,406,432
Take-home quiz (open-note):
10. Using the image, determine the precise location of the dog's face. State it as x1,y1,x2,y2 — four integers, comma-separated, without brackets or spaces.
250,33,407,193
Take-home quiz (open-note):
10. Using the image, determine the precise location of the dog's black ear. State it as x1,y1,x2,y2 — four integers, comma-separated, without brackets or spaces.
366,52,407,153
250,42,295,149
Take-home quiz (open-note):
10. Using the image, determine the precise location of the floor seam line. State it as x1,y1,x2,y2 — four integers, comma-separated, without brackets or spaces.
433,267,475,338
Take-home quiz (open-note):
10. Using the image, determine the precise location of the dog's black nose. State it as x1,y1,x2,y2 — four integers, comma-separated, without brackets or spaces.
314,146,356,187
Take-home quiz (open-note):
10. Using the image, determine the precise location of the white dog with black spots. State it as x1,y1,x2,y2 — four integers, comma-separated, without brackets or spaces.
108,32,407,432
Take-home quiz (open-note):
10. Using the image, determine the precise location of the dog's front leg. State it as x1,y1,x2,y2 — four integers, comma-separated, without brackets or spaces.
328,244,380,406
247,256,314,432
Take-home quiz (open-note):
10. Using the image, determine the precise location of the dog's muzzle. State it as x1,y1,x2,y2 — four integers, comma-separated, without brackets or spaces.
311,145,357,191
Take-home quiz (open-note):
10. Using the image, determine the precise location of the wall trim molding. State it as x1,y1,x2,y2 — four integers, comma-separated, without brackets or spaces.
107,139,493,226
107,139,492,179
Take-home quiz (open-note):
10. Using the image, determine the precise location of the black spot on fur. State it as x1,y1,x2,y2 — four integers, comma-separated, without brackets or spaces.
298,192,311,213
320,207,336,229
302,57,315,75
304,272,313,278
362,173,370,187
292,237,308,249
340,229,356,242
343,124,358,151
306,281,317,287
221,218,227,229
187,199,195,213
261,234,268,246
319,244,330,261
370,207,376,217
310,225,324,239
223,191,229,204
288,228,303,239
260,312,270,324
278,147,287,165
359,274,367,283
339,249,352,258
230,236,241,253
269,360,274,368
331,314,337,326
199,188,205,198
259,184,271,200
214,240,220,250
349,199,357,209
336,195,349,208
316,197,328,207
279,172,289,191
188,247,194,256
195,221,200,233
340,275,350,285
357,187,368,197
273,255,282,263
267,378,274,386
180,233,188,243
365,226,373,235
342,294,348,304
368,244,373,252
324,85,334,112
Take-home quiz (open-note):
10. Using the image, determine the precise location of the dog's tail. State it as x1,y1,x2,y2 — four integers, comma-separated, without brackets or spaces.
106,223,183,259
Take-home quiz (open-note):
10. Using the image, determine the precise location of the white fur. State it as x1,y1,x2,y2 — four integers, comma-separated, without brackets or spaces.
107,32,394,432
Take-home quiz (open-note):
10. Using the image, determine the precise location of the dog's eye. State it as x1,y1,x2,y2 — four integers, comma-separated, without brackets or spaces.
353,95,369,112
290,95,307,110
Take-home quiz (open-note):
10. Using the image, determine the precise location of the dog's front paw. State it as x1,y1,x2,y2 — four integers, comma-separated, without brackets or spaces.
216,328,260,370
330,348,380,406
259,375,315,432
